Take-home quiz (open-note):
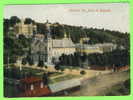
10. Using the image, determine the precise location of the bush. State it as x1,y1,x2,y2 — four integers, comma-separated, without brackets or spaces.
80,70,86,75
22,58,27,65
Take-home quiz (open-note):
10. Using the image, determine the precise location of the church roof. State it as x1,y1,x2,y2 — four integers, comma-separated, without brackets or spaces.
52,38,75,48
30,37,75,54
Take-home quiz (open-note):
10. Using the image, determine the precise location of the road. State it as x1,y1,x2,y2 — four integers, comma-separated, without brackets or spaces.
14,64,113,80
69,70,130,96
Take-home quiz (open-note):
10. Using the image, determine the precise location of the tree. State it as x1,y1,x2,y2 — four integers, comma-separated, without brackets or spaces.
27,71,34,77
44,65,48,69
55,63,61,71
22,58,27,65
60,68,64,72
36,23,47,34
42,73,49,85
80,70,86,75
24,18,34,24
51,24,64,39
38,60,44,67
28,58,34,66
4,19,10,34
10,16,20,27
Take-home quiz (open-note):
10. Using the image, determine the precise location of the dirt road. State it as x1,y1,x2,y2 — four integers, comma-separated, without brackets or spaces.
69,70,130,96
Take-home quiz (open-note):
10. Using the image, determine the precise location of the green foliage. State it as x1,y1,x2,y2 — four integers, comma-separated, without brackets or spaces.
38,60,44,67
4,34,32,64
42,73,49,85
57,49,129,68
10,16,21,27
51,24,64,39
36,23,47,34
55,64,61,70
4,19,10,34
4,16,130,67
4,67,25,79
58,53,81,67
22,58,27,65
80,70,86,75
24,18,35,24
44,65,48,69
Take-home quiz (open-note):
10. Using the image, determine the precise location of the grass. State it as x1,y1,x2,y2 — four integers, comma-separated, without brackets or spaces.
4,83,21,97
49,74,81,84
5,66,66,79
49,72,63,77
24,68,44,73
4,66,45,78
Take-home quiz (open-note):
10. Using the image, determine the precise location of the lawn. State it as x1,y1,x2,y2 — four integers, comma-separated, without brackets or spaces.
49,74,81,84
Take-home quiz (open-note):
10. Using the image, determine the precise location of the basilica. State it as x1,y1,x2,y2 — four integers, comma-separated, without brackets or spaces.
13,19,116,66
29,21,76,65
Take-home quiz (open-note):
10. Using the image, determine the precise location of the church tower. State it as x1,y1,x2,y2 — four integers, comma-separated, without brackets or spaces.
45,20,53,65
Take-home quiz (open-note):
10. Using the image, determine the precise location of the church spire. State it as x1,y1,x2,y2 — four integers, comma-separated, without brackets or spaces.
63,25,68,39
46,19,49,23
21,18,25,25
45,19,51,39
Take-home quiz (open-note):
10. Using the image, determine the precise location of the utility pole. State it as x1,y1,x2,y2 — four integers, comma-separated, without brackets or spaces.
19,57,22,71
7,56,9,69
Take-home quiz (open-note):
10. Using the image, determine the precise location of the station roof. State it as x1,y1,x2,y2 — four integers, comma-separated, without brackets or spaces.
49,79,81,93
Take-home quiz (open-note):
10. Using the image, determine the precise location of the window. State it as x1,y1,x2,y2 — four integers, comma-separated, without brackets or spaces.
45,47,47,51
30,84,34,90
40,82,44,88
44,56,47,62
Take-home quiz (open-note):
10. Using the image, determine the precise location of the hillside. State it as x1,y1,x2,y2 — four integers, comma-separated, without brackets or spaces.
4,16,130,67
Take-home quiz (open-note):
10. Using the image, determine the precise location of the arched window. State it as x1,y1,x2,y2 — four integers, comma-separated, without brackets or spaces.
40,82,44,88
30,84,34,90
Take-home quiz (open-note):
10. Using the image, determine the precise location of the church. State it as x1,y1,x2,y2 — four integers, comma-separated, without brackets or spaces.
14,19,116,66
29,20,76,66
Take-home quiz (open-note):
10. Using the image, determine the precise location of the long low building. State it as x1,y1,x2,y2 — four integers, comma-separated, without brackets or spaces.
16,76,81,97
75,43,117,54
49,79,81,93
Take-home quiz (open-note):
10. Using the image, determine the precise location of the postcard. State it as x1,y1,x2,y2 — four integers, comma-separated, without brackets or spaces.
4,3,130,97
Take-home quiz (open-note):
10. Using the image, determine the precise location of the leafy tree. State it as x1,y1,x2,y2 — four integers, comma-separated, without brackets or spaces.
22,58,27,65
36,23,47,34
38,60,44,67
44,65,48,69
26,56,34,66
42,73,49,85
51,24,64,39
10,16,20,27
24,18,35,24
80,70,86,75
55,63,61,71
4,19,10,34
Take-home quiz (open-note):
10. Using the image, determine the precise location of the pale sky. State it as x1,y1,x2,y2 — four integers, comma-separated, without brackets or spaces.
4,3,130,33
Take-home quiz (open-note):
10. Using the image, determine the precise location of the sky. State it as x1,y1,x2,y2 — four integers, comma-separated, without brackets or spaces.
4,3,130,33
